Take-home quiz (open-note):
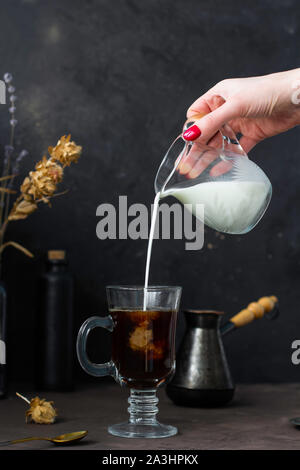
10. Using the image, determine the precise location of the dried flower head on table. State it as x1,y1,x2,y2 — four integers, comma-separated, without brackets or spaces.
16,392,57,424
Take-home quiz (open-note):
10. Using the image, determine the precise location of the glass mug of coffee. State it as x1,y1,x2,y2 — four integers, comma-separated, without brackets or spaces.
76,285,182,438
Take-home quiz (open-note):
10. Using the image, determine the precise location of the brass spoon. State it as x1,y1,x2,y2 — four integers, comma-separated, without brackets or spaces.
0,430,88,446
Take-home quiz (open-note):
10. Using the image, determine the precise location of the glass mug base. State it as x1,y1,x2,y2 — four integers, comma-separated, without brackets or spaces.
108,388,177,439
108,422,178,439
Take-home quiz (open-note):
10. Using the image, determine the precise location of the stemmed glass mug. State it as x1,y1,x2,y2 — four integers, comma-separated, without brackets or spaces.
76,285,182,438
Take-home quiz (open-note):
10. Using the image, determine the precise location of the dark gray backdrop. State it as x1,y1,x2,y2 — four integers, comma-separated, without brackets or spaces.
0,0,299,384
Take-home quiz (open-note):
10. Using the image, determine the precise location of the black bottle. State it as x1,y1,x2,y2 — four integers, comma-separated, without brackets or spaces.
35,250,74,391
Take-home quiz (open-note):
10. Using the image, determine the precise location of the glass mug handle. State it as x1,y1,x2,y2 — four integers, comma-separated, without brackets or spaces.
183,112,247,156
76,315,115,377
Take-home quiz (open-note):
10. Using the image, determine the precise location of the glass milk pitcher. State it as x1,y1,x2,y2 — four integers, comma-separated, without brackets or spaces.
155,114,272,234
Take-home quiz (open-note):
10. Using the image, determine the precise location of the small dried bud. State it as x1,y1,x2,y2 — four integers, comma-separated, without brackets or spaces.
17,149,29,162
3,73,13,83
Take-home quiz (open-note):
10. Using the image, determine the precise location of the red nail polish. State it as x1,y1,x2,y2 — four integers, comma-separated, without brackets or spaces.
183,125,201,141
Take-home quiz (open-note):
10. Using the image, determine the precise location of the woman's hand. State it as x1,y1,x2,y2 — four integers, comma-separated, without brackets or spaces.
183,69,300,153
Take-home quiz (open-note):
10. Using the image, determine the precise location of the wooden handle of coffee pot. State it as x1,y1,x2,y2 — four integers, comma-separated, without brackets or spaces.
230,295,278,328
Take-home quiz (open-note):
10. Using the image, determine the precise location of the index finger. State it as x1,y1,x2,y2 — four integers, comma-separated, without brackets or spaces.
186,96,212,119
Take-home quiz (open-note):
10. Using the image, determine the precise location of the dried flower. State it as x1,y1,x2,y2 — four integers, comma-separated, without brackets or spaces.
16,392,57,424
26,397,57,424
3,73,13,83
7,135,81,223
49,134,82,167
21,156,63,200
8,199,38,221
0,76,82,262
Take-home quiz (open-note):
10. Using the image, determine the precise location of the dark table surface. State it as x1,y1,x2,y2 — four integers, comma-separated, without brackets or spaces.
1,382,300,450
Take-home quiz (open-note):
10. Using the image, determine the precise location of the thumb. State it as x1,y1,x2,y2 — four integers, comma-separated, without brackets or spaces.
183,99,240,143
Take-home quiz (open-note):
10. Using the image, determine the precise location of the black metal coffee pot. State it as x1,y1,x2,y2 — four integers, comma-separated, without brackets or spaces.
166,296,278,407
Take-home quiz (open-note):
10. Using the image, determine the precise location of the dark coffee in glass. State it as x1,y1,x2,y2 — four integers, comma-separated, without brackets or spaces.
111,309,177,389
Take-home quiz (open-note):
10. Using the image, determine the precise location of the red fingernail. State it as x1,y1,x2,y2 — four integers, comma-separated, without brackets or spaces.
183,125,201,141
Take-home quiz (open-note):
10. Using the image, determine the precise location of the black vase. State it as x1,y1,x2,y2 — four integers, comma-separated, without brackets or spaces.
35,250,74,391
0,280,7,398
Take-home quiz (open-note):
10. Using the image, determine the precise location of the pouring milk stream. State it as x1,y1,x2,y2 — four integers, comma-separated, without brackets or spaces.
143,117,272,310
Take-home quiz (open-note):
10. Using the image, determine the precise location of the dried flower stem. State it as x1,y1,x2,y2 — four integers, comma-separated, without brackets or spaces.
0,173,13,230
9,123,15,148
0,137,14,231
0,73,17,230
0,190,18,247
35,189,69,203
0,175,16,183
4,176,14,226
0,241,33,258
16,392,30,404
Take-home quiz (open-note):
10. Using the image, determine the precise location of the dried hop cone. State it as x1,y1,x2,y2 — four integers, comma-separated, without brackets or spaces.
26,397,57,424
21,156,63,201
48,134,82,167
16,393,57,424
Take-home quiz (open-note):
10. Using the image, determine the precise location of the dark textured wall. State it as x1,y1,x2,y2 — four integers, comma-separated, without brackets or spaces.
0,0,300,384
